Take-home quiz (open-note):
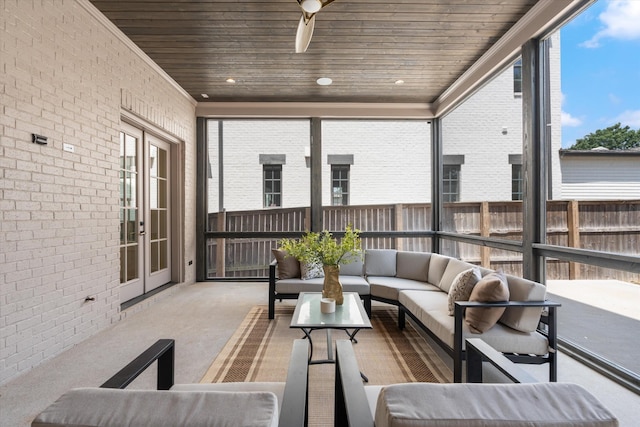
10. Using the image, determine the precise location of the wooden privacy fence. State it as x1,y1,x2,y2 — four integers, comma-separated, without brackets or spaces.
206,200,640,282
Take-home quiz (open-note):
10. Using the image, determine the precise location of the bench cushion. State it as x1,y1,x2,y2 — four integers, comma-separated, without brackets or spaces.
373,383,618,427
32,387,280,427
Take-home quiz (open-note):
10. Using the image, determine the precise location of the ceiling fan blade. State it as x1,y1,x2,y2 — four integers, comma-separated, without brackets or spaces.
295,14,315,53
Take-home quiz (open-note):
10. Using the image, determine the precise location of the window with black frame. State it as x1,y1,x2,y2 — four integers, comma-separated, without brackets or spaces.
511,164,523,200
331,164,349,206
263,164,282,208
513,58,522,95
442,164,460,202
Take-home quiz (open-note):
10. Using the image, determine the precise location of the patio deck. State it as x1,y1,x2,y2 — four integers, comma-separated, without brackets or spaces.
1,281,638,426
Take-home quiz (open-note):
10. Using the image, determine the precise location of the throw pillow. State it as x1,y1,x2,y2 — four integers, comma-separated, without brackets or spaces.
271,249,300,279
447,267,482,316
301,261,324,280
465,270,510,333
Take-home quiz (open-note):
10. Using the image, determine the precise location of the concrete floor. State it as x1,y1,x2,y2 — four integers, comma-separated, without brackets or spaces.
1,281,639,426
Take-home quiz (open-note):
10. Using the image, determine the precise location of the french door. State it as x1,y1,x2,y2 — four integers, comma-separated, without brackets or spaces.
119,123,172,302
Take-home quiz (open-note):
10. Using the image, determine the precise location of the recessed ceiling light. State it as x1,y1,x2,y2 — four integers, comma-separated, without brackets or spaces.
395,80,405,85
201,94,209,98
226,78,236,84
316,77,332,86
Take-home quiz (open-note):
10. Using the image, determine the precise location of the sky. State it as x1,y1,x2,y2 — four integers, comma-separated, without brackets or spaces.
559,0,640,148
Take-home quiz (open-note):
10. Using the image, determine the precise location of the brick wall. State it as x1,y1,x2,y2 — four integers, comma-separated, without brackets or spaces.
0,0,197,385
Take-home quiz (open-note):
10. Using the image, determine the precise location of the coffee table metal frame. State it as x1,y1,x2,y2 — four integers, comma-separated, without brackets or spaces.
290,292,372,370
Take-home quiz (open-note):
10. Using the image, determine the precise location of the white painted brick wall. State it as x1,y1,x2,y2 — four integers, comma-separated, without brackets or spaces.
0,0,196,385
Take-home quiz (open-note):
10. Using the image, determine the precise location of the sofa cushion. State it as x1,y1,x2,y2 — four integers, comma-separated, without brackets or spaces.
437,258,476,293
272,249,300,279
373,383,618,427
426,254,451,288
398,290,549,354
365,249,397,277
339,253,364,276
396,251,430,282
276,276,370,295
499,275,547,332
465,271,510,334
447,267,482,315
31,387,279,427
369,276,440,301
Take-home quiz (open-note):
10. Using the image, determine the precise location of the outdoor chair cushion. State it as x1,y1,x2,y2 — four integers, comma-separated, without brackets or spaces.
373,382,618,427
31,387,280,427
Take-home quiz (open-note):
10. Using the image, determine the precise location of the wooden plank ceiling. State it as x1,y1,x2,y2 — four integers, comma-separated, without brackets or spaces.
89,0,537,104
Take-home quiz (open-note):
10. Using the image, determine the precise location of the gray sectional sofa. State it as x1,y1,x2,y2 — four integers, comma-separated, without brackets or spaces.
269,249,559,382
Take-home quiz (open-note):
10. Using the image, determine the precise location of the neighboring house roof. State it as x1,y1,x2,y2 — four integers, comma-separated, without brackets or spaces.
559,148,640,157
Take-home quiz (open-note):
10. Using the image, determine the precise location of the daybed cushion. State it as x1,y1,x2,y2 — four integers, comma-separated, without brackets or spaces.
272,249,300,279
447,267,482,315
373,383,618,427
368,276,440,301
32,387,280,427
500,274,547,332
365,249,397,277
465,270,510,334
396,251,430,282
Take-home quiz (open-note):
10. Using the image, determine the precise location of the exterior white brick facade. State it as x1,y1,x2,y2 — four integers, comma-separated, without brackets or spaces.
1,1,197,385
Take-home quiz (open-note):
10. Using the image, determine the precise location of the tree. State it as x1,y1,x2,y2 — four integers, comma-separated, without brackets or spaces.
568,123,640,150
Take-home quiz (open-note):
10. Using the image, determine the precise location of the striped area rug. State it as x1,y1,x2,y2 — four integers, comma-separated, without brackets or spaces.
201,304,451,426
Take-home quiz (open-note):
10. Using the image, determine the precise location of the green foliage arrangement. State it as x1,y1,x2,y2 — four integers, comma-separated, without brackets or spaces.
278,225,362,266
569,123,640,150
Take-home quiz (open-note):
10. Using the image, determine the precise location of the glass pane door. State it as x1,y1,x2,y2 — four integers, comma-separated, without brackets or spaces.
119,125,144,301
145,136,171,291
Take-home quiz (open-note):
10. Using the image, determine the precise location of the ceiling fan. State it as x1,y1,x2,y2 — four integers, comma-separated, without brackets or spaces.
295,0,335,53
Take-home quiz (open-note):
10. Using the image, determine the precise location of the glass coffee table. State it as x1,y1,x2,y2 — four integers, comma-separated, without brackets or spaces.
290,292,372,379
